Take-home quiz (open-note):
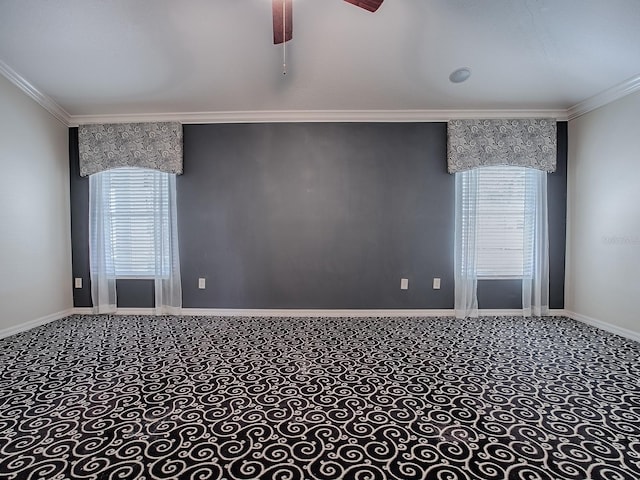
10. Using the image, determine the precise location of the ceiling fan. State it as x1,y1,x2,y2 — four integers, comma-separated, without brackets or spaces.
272,0,384,44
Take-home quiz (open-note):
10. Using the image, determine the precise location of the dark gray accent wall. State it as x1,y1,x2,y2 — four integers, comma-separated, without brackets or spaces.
69,130,92,308
179,123,454,309
548,121,568,309
69,122,567,310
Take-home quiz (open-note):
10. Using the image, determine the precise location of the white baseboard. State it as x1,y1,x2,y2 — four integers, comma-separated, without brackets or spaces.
1,308,578,339
73,307,94,315
71,307,567,318
0,308,75,339
478,309,566,317
564,310,640,343
8,308,637,345
73,307,157,316
73,307,456,317
185,308,459,317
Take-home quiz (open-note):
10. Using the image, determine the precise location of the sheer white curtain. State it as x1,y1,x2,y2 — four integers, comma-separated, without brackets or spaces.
89,168,182,315
523,168,549,317
454,169,479,319
153,173,182,315
89,174,117,314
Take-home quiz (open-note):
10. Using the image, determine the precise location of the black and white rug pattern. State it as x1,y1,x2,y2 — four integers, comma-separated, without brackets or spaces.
1,315,639,480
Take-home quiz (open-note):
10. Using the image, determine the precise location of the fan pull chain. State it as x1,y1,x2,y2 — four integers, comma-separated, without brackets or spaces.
282,1,287,75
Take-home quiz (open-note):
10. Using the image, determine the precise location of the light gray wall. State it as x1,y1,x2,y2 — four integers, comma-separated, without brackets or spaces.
0,74,72,333
567,91,640,335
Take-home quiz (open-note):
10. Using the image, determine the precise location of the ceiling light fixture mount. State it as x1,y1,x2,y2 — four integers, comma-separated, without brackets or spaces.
272,0,383,45
449,67,472,83
272,0,384,75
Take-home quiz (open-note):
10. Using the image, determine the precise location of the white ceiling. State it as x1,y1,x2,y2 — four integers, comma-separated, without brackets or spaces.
1,0,639,122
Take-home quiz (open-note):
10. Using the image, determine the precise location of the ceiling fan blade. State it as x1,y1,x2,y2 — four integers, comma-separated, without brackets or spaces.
343,0,384,13
273,0,293,44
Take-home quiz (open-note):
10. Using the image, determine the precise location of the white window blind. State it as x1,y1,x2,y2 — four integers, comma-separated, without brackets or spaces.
475,166,534,278
97,167,170,278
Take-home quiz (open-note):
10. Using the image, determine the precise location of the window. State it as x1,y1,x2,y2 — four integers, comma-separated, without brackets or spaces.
458,166,536,279
475,166,534,278
91,167,171,278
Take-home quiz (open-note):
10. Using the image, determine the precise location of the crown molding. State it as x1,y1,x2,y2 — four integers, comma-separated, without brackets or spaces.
4,53,636,127
0,59,72,126
567,74,640,121
68,108,568,126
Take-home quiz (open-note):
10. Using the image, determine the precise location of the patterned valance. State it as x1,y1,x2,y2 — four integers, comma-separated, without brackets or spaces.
447,118,556,173
78,122,183,177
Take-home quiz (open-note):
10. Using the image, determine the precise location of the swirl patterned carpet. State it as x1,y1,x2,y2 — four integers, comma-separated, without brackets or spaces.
1,314,639,480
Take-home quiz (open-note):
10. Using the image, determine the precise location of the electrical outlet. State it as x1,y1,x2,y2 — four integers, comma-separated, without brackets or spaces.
198,278,206,289
74,277,82,289
400,278,409,290
433,277,441,290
